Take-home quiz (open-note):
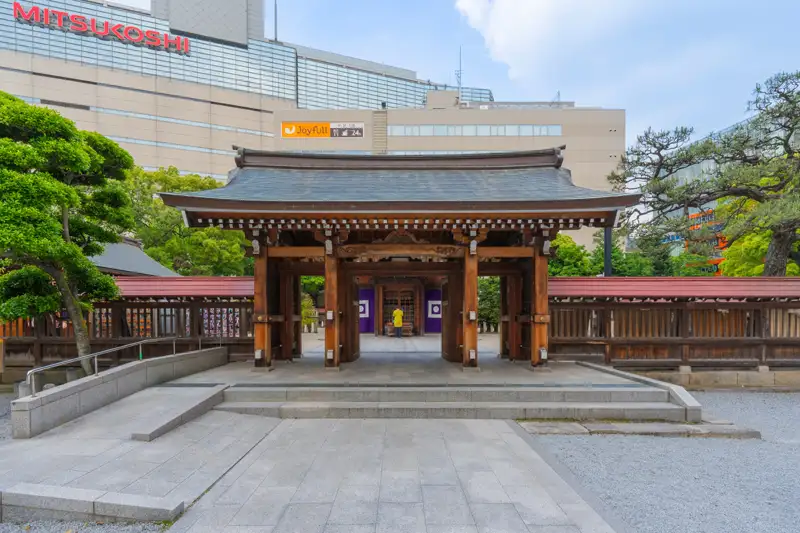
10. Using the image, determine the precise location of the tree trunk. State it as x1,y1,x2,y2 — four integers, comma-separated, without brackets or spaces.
763,231,795,277
52,269,94,374
61,205,70,243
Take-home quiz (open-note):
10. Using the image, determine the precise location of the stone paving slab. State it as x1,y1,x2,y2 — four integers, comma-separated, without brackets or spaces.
214,400,687,421
1,482,184,523
169,419,623,533
131,385,227,441
0,405,281,522
520,421,761,439
172,359,638,387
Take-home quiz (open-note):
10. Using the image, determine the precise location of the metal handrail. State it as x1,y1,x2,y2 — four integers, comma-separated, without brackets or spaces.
26,336,178,396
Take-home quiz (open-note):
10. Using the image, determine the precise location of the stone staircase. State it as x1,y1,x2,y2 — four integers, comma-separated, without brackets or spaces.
213,384,689,421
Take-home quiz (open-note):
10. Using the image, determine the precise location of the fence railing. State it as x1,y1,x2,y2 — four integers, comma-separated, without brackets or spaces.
2,299,800,371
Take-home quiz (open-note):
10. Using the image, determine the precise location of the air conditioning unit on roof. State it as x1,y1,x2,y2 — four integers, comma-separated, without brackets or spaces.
479,104,489,110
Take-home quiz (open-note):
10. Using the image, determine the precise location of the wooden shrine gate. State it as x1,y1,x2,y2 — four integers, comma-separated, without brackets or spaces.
161,147,639,370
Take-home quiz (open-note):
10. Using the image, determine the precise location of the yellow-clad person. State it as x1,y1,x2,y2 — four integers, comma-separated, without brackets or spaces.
392,306,404,338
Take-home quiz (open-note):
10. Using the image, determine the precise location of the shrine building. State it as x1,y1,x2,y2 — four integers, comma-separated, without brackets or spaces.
161,147,639,369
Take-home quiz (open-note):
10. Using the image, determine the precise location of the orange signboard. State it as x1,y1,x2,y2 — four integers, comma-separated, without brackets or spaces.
281,122,331,138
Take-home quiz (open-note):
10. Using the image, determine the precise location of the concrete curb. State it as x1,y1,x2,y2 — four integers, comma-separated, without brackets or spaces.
507,421,634,533
1,483,183,523
131,385,228,441
576,362,703,422
519,420,761,439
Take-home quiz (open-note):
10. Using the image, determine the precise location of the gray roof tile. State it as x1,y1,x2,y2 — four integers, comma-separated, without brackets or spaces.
174,167,632,204
91,242,180,277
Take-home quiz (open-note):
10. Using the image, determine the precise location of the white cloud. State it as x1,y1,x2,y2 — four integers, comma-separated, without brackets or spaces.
455,0,643,80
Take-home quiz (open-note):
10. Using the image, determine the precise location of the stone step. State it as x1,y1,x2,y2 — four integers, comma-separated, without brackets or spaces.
214,400,687,422
223,386,669,404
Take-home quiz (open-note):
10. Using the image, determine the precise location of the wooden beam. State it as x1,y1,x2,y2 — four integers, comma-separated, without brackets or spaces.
253,246,271,367
375,283,383,336
294,276,302,356
463,251,479,367
324,253,340,367
477,247,534,258
269,247,324,258
280,271,294,361
279,262,325,276
532,245,549,366
344,262,460,274
508,274,522,362
338,244,464,259
479,263,525,276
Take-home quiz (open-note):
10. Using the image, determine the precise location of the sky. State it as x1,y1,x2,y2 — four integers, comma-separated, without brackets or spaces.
118,0,798,146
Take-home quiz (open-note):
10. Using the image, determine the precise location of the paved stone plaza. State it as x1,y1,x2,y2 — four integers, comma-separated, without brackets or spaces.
172,419,620,533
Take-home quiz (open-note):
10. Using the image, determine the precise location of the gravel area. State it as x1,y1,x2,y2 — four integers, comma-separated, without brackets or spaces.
0,392,13,440
539,391,800,533
0,522,162,533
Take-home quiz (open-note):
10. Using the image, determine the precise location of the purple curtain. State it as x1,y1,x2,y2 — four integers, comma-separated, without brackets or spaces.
425,289,443,333
358,287,375,333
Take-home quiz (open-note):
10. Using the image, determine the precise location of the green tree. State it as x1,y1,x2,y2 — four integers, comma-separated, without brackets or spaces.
301,293,317,329
633,231,714,277
0,91,133,373
722,231,800,276
301,276,325,304
588,243,654,277
548,234,592,276
478,276,500,330
612,71,800,276
126,167,251,276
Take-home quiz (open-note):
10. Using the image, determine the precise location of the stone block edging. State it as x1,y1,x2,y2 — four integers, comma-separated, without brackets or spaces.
0,483,183,523
575,361,702,422
11,347,228,439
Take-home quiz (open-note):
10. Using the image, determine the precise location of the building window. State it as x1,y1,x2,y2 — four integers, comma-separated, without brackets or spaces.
386,123,563,137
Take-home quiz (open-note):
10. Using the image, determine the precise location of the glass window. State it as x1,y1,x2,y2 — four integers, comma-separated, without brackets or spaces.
447,125,461,136
433,125,448,136
506,125,519,136
419,125,434,136
462,125,476,136
549,125,562,136
476,125,491,136
520,125,534,136
405,125,419,136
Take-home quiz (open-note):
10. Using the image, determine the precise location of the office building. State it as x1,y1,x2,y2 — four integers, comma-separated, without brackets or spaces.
1,0,626,246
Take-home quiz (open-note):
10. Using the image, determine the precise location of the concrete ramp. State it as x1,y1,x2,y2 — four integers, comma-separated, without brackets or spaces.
42,385,227,441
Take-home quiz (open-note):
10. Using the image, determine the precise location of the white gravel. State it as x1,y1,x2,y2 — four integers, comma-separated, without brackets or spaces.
538,391,800,533
0,522,162,533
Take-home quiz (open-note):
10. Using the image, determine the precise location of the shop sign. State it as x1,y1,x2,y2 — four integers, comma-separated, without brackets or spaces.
12,2,190,54
281,122,364,138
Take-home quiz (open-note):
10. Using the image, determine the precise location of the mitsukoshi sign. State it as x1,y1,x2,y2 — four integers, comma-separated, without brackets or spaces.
12,2,190,54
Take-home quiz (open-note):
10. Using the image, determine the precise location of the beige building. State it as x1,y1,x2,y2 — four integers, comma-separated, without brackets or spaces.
1,0,624,246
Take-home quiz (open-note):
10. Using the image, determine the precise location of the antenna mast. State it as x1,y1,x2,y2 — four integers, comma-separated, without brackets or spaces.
455,46,463,98
274,0,278,41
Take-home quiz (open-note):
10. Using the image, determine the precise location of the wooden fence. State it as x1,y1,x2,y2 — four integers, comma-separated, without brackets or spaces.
549,301,800,368
2,298,800,380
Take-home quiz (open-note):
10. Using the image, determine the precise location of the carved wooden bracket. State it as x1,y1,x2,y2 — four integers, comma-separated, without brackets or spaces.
374,230,430,244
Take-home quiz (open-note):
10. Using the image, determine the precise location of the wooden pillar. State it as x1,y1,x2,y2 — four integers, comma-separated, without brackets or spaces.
253,246,271,368
280,269,295,361
324,252,340,367
294,276,302,356
462,251,479,367
375,283,383,336
531,245,549,366
507,274,522,362
499,276,508,357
